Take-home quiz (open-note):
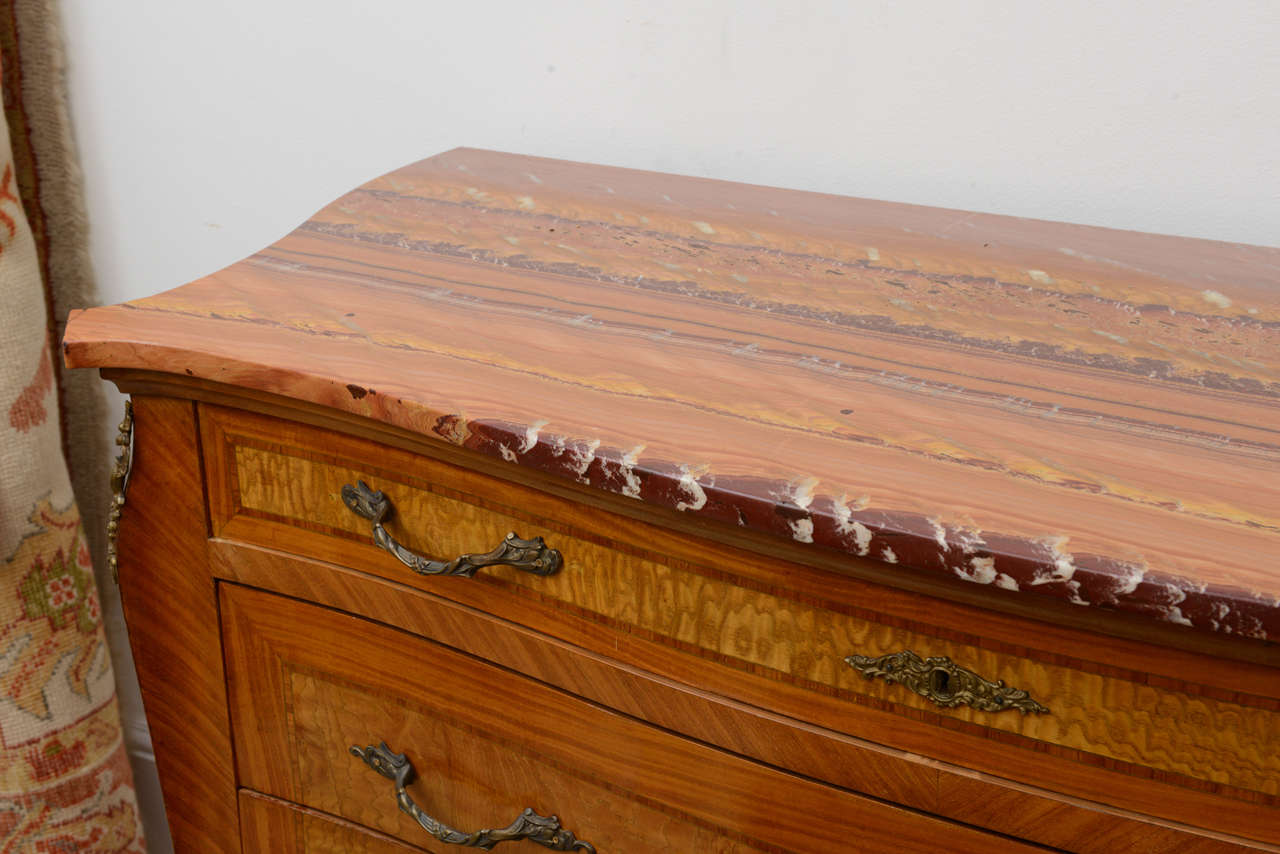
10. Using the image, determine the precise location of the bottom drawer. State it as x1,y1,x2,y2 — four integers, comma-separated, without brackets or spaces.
221,583,1040,853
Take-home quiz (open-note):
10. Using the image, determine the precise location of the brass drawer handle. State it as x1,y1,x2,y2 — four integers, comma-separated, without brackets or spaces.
845,650,1049,715
341,480,562,578
351,741,596,852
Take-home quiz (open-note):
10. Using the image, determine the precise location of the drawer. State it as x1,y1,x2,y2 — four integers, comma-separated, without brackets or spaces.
221,582,1048,853
217,542,1263,854
204,404,1280,843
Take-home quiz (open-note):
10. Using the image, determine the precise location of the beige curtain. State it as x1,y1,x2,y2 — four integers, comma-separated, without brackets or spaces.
0,2,145,850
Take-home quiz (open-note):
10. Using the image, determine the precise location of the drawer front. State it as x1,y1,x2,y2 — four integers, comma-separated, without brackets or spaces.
204,404,1280,838
240,791,426,853
221,582,1040,854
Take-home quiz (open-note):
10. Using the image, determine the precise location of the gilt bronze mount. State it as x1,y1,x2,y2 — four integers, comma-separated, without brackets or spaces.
846,649,1049,715
106,399,134,583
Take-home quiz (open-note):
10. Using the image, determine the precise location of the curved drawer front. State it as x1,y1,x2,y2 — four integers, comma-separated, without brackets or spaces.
220,583,1045,854
203,404,1280,842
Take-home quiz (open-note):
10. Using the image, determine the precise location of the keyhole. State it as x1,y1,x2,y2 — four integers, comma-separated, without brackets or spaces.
929,668,952,698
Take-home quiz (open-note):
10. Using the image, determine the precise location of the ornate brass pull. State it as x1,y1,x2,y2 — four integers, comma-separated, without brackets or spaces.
845,650,1048,715
341,480,562,578
351,742,595,852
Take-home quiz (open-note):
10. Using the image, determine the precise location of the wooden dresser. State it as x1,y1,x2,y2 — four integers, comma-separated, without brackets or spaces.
64,149,1278,853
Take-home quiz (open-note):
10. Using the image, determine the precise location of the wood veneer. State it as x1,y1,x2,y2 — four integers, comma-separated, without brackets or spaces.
114,398,239,851
213,538,1268,853
239,791,428,853
222,583,1044,854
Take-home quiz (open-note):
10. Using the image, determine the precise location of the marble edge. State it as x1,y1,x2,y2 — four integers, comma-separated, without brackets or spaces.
443,414,1276,642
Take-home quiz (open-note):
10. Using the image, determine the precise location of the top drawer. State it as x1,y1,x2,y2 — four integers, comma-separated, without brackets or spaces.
200,403,1280,845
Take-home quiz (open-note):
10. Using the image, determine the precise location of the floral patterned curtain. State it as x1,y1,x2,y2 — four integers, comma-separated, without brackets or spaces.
0,3,145,850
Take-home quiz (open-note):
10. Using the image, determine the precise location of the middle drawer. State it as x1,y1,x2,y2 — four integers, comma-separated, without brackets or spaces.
220,582,1038,853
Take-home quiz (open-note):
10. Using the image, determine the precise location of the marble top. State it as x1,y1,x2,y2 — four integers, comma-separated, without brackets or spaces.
65,148,1280,640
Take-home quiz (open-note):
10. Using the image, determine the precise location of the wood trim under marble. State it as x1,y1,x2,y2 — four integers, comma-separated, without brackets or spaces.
213,541,1273,852
115,397,240,853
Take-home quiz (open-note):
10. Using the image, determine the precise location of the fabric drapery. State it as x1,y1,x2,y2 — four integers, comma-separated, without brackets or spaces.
0,2,145,850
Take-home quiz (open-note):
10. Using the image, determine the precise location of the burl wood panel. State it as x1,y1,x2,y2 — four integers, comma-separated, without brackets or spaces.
63,149,1280,639
240,791,430,854
214,540,1268,853
115,397,239,852
203,406,1280,804
220,583,1046,854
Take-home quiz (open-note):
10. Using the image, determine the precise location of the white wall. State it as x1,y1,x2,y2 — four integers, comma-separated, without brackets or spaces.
58,1,1280,851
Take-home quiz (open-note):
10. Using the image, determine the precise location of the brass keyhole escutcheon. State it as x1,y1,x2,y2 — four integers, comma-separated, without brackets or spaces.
929,667,952,700
844,651,1049,714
